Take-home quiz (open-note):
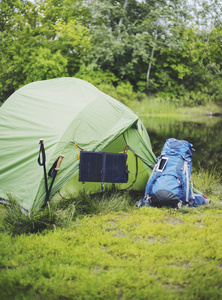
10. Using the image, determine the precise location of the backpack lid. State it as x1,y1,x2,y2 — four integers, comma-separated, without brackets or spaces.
161,138,193,160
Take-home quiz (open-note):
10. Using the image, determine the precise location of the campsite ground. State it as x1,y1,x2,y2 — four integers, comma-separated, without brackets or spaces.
0,101,222,299
0,202,222,299
0,168,222,300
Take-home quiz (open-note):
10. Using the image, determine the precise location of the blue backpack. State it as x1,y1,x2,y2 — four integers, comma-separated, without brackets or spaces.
136,138,210,208
144,138,194,208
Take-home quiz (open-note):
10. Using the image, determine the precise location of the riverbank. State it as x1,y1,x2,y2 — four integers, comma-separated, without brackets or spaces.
128,98,222,118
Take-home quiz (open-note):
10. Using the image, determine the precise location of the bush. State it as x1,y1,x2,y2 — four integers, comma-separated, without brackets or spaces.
75,65,118,87
98,81,136,104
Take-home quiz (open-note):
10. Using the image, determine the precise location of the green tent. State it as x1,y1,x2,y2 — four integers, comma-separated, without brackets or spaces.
0,78,156,211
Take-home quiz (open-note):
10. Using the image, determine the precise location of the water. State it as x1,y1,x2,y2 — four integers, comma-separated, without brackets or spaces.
142,115,222,174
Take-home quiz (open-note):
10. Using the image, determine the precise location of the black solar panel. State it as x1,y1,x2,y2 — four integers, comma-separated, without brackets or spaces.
79,151,129,183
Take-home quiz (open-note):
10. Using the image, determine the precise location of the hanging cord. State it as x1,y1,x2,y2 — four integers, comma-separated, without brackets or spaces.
122,142,156,190
38,139,49,198
122,134,155,169
124,144,129,154
70,141,84,160
125,154,138,190
122,142,138,190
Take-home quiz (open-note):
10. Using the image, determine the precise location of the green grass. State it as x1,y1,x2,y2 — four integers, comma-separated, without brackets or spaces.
0,189,141,235
191,168,222,201
0,169,222,299
128,97,222,119
96,81,222,117
0,205,222,299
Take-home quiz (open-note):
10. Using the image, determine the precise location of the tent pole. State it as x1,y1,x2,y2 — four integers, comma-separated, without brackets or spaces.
45,155,64,205
38,139,49,199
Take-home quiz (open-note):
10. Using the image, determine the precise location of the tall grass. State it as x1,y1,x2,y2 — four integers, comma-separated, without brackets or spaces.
191,168,222,201
1,189,143,236
97,82,222,116
1,169,221,236
129,97,178,116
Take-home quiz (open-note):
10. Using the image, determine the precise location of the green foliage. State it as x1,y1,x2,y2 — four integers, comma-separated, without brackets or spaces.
54,19,92,74
100,81,137,105
0,5,38,100
0,0,222,104
54,20,91,53
75,65,118,87
75,67,138,104
23,48,68,84
0,0,92,101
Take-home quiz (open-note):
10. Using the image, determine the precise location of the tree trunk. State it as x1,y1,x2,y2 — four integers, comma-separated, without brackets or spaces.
146,29,158,89
117,0,128,41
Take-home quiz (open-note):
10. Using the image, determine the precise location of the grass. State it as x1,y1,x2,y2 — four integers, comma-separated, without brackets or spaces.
177,103,222,116
0,189,141,235
0,204,222,299
191,168,222,200
0,169,222,299
97,81,222,118
128,97,222,119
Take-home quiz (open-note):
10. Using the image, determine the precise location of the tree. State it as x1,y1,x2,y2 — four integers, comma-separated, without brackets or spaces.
1,0,222,103
54,19,92,75
23,48,68,84
0,0,39,100
0,0,92,101
82,0,193,92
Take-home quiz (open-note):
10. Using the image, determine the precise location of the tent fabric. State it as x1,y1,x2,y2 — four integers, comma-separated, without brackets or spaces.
0,77,156,211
